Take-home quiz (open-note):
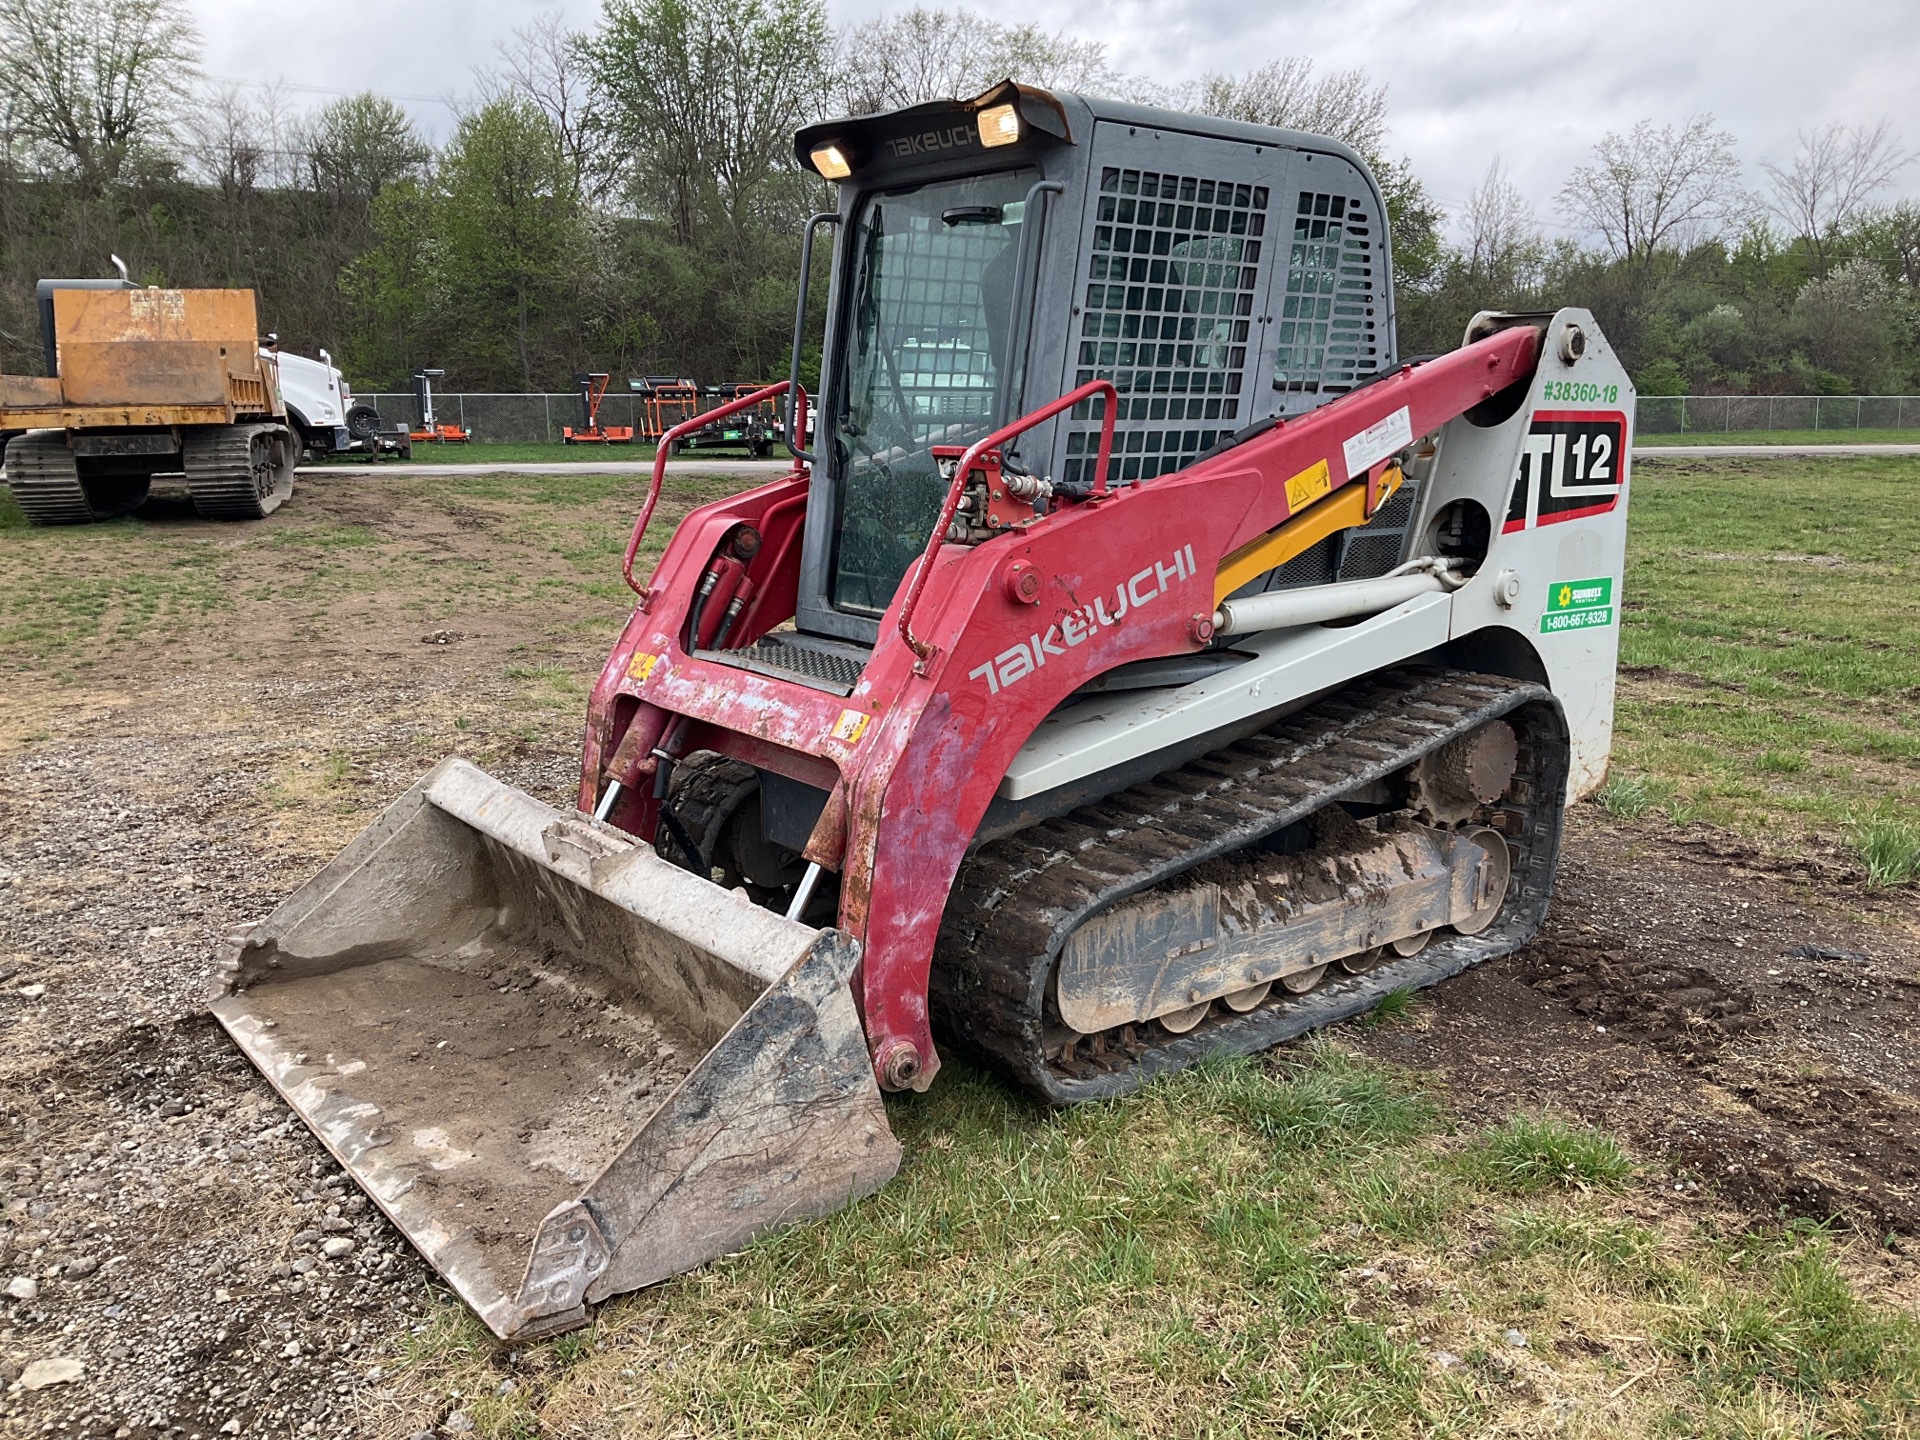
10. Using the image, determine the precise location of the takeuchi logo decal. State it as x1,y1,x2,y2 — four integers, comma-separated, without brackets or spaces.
886,126,975,159
969,545,1199,695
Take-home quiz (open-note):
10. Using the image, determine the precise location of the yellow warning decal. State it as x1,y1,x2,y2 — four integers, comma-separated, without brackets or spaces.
831,709,871,744
626,651,659,682
1284,460,1332,514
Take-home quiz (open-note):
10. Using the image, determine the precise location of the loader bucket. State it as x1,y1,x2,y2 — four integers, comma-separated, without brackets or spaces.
209,758,902,1340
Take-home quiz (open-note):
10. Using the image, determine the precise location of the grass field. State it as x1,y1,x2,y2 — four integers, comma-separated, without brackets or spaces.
3,456,1916,1437
1611,454,1920,882
300,433,1920,464
311,440,658,465
397,1050,1920,1437
1636,428,1920,447
0,469,734,681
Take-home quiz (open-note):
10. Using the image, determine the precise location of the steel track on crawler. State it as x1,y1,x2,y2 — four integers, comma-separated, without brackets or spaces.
184,424,289,520
930,667,1572,1104
5,432,96,524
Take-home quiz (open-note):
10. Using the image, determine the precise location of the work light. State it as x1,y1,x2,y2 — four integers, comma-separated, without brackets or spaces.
977,104,1021,147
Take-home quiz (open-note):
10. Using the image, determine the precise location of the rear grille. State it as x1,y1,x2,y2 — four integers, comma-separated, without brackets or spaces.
703,633,870,695
1273,190,1384,407
1338,480,1419,580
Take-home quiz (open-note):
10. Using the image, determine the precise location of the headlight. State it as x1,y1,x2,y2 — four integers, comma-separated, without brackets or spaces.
810,143,851,179
977,104,1020,148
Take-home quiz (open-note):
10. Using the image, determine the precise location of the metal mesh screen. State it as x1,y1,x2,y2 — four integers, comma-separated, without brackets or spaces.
875,221,1003,437
1274,191,1383,404
1337,481,1419,580
1062,166,1270,486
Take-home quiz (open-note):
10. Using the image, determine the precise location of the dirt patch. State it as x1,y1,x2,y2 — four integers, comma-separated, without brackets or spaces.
1350,812,1920,1238
1518,935,1767,1062
1616,663,1713,688
0,471,690,1436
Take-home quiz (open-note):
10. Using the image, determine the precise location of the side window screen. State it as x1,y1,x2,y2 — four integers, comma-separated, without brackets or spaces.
1062,166,1268,486
1275,190,1381,403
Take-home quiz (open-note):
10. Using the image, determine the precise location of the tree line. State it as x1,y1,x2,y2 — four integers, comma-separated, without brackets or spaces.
0,0,1913,398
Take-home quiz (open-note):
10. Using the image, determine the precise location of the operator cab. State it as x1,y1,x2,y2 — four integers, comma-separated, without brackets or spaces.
703,82,1402,692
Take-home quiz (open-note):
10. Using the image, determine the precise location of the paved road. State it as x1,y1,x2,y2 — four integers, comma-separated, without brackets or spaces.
1634,443,1920,458
298,445,1920,479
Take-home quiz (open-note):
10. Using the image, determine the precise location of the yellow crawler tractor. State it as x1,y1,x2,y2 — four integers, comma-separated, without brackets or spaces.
1,265,298,523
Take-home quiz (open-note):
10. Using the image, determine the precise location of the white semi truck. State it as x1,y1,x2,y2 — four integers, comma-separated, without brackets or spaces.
273,347,391,459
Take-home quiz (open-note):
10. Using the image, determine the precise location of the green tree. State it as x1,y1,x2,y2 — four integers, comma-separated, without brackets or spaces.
340,178,444,386
434,99,589,389
587,0,829,245
1792,258,1903,392
302,93,430,202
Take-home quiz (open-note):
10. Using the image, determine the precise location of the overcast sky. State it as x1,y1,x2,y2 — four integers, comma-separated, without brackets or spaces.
192,0,1920,234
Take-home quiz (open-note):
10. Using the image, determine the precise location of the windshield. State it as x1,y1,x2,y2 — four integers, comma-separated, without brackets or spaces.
829,169,1037,614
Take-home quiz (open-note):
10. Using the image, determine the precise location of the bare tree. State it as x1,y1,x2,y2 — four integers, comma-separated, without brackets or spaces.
188,82,302,195
477,11,612,204
829,8,1123,117
0,0,200,188
1462,157,1545,289
1182,58,1390,165
185,83,303,278
1762,119,1910,273
1557,114,1747,267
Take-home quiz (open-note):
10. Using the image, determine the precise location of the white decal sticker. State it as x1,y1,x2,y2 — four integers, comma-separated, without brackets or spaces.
1341,405,1413,477
969,543,1196,695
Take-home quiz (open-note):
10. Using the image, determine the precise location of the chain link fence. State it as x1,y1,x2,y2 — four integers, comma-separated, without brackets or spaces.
1633,395,1920,435
351,391,1920,444
356,393,649,445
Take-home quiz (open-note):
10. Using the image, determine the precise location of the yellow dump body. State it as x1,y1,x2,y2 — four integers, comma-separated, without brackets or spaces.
0,287,283,430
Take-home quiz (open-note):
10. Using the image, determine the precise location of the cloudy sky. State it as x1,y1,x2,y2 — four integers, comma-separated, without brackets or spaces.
192,0,1920,232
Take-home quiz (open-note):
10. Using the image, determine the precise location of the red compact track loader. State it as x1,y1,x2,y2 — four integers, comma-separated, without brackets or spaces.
213,83,1634,1340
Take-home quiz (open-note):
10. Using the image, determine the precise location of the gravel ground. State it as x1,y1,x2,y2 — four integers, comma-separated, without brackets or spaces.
1,671,581,1439
3,474,1915,1437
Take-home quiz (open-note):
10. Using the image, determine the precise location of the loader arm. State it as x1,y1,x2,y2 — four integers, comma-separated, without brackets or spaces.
584,320,1545,1090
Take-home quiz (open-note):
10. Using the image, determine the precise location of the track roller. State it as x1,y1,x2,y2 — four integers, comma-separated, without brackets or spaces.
931,667,1572,1105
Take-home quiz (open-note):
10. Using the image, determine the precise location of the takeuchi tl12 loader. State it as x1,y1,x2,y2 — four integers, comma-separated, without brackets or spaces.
212,83,1633,1339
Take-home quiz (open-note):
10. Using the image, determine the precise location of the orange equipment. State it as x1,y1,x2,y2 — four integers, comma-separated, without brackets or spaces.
409,368,470,442
1,278,298,523
562,372,635,444
633,377,781,456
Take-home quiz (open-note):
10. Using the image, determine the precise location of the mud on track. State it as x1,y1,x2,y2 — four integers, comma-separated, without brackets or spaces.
2,474,1918,1436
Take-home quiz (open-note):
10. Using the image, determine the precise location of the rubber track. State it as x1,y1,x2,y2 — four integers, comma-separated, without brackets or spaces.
4,432,96,525
930,666,1571,1104
657,753,758,871
185,424,291,520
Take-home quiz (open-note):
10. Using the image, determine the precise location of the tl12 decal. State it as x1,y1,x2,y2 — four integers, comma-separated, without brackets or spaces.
1505,410,1627,532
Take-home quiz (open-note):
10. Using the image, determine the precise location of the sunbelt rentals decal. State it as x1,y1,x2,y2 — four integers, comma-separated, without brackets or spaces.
970,544,1198,694
1540,576,1615,634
